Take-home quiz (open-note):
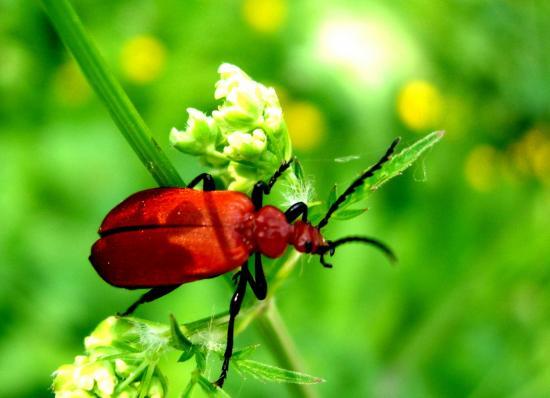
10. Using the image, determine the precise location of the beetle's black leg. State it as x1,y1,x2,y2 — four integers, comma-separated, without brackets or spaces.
187,173,216,191
251,159,294,210
244,253,267,300
119,285,180,316
252,181,269,209
284,202,308,223
214,261,248,387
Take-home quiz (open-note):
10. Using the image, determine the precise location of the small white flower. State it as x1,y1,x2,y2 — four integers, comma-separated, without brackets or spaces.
148,377,165,398
55,390,94,398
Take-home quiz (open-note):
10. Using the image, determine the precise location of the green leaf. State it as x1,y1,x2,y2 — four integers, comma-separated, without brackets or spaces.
169,315,193,352
232,344,260,360
293,158,305,181
342,131,444,209
195,350,207,372
197,375,232,397
327,184,337,208
178,349,195,363
183,311,229,334
197,375,217,394
233,359,325,384
333,208,367,220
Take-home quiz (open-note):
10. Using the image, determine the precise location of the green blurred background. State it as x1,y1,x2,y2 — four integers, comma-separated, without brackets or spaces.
1,0,549,396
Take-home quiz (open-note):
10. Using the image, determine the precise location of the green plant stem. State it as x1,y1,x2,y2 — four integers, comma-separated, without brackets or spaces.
40,0,184,187
41,1,314,396
255,301,318,398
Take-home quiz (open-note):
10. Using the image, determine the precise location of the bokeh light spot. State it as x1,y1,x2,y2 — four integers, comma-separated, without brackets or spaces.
465,145,500,192
315,14,414,88
398,80,443,131
120,35,166,84
285,101,326,150
243,0,287,34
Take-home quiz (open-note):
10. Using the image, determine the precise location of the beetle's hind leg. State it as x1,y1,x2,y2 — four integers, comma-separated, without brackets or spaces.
187,173,216,191
119,285,180,316
214,261,249,387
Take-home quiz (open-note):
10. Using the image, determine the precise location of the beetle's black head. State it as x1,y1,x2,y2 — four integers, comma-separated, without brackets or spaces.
315,236,396,268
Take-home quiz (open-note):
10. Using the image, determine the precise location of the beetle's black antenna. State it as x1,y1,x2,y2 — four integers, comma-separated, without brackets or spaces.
318,236,396,268
316,138,400,230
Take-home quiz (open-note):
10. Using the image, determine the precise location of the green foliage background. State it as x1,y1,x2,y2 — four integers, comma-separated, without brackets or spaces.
1,0,549,397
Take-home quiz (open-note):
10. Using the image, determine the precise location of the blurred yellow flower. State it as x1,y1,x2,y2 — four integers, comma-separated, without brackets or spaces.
397,80,443,131
518,128,550,184
285,101,325,150
465,145,500,192
242,0,287,34
532,142,550,184
120,35,166,84
53,60,90,106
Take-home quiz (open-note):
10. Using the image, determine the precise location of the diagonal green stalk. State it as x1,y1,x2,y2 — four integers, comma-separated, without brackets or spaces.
41,1,312,396
40,0,184,187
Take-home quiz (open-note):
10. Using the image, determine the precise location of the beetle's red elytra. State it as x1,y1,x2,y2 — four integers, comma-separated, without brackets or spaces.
89,138,400,387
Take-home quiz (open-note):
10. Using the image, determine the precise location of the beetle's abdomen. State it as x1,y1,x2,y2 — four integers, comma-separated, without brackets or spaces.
91,225,249,288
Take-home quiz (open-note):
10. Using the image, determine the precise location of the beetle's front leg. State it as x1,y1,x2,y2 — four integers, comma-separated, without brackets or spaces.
187,173,216,191
214,261,248,387
251,159,294,209
284,202,308,223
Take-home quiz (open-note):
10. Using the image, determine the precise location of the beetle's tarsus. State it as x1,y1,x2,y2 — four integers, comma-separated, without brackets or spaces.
121,285,181,315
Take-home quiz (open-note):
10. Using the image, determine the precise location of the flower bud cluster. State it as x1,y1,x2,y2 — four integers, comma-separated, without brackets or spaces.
52,317,167,397
170,63,293,192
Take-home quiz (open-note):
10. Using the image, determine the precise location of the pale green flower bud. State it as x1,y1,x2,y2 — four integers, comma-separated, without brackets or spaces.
84,316,132,351
55,390,94,398
223,129,267,161
92,362,117,396
118,385,139,398
213,81,264,130
227,163,260,192
114,358,132,378
74,360,116,395
170,108,220,155
214,63,251,100
263,102,284,134
52,364,78,392
73,357,95,391
170,63,296,195
148,377,165,398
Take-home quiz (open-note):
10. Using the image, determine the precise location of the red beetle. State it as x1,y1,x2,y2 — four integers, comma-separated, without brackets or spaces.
90,138,399,386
